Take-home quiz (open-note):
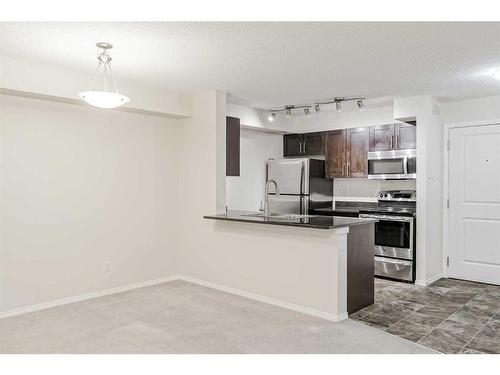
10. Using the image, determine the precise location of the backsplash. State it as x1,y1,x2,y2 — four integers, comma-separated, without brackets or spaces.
333,178,416,198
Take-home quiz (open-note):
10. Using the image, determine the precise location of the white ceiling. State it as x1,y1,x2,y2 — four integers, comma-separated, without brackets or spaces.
2,22,500,108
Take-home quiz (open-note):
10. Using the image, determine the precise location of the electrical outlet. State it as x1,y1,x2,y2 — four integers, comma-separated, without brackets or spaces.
104,260,111,273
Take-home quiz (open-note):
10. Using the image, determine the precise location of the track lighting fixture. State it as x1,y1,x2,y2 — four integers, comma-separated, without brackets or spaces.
335,101,342,112
267,97,364,120
268,111,277,122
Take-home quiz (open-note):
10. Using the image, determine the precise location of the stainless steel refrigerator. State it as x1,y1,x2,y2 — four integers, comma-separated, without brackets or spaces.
266,158,333,214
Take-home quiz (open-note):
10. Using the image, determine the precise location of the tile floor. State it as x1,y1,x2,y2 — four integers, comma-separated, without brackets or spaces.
350,278,500,354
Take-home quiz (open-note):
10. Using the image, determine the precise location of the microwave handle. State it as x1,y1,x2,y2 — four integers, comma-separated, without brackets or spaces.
403,156,408,175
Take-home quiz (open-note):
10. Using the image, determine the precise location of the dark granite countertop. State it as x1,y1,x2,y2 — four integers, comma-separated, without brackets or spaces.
203,211,377,230
313,208,361,217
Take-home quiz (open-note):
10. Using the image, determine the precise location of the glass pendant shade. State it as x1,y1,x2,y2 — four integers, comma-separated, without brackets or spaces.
80,42,129,109
79,91,129,109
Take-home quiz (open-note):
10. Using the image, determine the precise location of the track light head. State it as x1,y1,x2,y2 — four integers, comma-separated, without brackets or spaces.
356,100,365,112
335,101,342,112
314,104,321,113
304,108,311,117
268,111,277,122
285,107,292,118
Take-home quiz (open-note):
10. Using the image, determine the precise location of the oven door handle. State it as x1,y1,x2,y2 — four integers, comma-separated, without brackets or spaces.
359,214,414,222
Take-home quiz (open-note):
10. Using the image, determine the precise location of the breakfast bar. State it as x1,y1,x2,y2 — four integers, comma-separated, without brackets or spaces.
203,211,377,321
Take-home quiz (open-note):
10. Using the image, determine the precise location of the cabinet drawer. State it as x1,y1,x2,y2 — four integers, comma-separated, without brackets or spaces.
374,256,413,281
374,246,413,260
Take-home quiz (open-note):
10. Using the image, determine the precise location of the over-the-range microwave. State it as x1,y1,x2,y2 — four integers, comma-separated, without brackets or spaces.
367,149,416,180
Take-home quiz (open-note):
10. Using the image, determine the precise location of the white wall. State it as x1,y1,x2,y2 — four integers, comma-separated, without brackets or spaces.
226,128,283,211
441,95,500,124
0,94,181,312
0,55,192,118
394,96,443,285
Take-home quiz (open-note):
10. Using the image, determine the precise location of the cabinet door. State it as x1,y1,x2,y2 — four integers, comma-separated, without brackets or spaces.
283,134,303,157
304,132,325,156
396,123,416,150
347,127,369,177
226,116,240,176
369,124,395,151
325,130,347,178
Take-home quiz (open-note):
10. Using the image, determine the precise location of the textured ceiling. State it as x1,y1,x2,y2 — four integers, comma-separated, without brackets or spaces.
1,22,500,108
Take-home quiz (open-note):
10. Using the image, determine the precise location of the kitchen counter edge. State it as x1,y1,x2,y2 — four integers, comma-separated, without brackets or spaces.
203,211,377,230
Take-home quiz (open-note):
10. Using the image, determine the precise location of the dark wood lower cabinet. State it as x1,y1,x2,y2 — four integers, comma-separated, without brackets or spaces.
226,116,240,176
347,223,375,314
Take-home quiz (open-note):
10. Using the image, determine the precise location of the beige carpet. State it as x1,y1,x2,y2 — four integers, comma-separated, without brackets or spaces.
0,280,435,353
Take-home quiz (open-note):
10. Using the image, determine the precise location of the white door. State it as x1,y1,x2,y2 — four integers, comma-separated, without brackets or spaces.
448,124,500,285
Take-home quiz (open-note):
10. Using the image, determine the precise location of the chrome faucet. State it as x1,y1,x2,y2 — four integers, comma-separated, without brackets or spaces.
264,179,280,216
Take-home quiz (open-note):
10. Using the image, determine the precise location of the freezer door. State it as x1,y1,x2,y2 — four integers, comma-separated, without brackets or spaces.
267,158,309,194
267,195,308,215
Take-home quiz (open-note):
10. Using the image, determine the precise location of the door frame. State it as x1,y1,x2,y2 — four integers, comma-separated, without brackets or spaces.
442,118,500,280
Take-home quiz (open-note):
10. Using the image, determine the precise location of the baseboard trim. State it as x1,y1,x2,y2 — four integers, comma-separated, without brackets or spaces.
1,274,348,323
415,273,442,287
0,275,181,319
178,275,347,322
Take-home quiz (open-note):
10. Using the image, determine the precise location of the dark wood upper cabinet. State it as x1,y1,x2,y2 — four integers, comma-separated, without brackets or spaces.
369,124,395,151
304,132,325,156
347,127,369,178
283,134,303,157
325,130,347,178
226,116,240,176
283,132,325,157
395,123,416,150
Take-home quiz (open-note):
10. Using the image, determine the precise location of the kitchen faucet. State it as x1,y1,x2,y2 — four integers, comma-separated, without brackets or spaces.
264,179,280,216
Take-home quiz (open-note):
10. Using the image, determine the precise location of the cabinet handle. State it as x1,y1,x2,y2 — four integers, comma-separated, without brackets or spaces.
300,141,303,154
395,134,398,149
347,164,350,176
342,164,345,175
391,135,393,149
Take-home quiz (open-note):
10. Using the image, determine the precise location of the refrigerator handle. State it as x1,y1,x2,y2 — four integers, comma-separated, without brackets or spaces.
300,161,305,195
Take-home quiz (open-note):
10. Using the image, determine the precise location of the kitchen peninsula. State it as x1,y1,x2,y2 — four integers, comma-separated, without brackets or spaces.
203,211,377,321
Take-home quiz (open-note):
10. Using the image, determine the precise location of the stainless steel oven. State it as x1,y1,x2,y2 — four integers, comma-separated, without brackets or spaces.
368,149,416,180
359,190,416,283
360,214,414,260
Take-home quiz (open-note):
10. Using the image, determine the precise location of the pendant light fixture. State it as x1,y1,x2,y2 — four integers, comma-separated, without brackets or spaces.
79,42,130,109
